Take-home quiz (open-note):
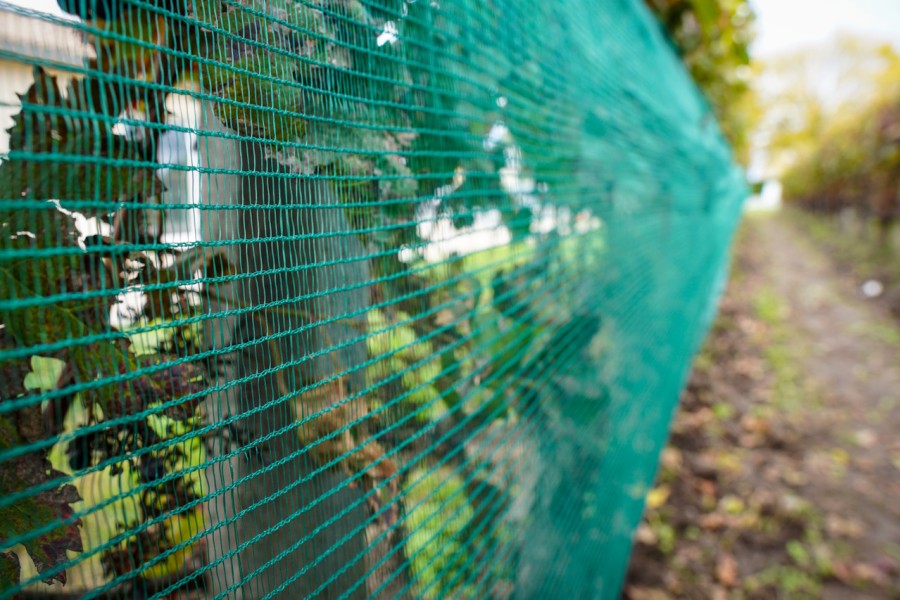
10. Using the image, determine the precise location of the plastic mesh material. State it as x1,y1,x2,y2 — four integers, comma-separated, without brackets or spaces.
0,0,746,597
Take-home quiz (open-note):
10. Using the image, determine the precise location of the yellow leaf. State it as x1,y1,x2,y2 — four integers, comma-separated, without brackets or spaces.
645,485,671,510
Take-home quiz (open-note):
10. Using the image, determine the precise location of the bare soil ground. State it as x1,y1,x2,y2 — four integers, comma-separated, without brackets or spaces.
623,213,900,599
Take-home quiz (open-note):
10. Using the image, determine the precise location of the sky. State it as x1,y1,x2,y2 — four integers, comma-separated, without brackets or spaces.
751,0,900,57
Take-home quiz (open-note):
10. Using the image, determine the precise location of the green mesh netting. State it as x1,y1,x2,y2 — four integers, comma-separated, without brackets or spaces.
0,0,746,597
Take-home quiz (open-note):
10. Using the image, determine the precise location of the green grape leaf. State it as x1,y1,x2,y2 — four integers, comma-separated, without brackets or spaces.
0,417,83,587
0,553,19,590
0,67,162,214
23,356,66,393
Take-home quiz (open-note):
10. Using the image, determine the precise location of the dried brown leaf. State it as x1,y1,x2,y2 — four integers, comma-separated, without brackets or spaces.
715,552,738,587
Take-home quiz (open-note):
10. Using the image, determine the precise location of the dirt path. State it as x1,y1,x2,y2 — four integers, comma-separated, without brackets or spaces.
624,213,900,599
759,215,900,578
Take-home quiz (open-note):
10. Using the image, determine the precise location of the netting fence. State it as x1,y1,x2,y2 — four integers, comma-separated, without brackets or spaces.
0,0,746,597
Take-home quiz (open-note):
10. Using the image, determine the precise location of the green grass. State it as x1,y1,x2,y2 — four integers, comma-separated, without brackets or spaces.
752,286,818,412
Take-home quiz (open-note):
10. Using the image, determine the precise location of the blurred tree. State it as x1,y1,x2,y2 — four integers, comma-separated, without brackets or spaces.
644,0,757,163
766,38,900,233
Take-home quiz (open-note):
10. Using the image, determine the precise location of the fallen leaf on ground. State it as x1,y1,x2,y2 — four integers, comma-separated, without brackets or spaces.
646,486,671,510
716,553,739,587
824,514,865,539
699,513,726,531
635,523,657,546
853,428,877,448
625,585,672,600
711,585,729,600
660,448,683,471
697,479,717,500
850,562,891,587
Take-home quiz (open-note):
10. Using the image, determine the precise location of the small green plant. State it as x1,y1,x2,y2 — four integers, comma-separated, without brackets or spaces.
745,565,822,598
